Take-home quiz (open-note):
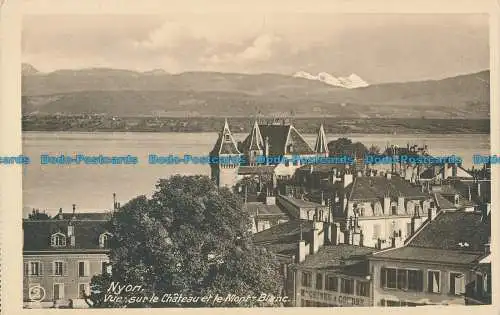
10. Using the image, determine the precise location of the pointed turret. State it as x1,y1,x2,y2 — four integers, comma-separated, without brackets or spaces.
210,119,240,155
249,120,264,151
314,124,328,154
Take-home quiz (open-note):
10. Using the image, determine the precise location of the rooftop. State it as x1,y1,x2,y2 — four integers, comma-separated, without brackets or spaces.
299,244,377,270
408,211,490,252
278,194,325,209
253,219,313,256
245,202,288,217
371,247,481,265
347,175,428,201
23,218,109,252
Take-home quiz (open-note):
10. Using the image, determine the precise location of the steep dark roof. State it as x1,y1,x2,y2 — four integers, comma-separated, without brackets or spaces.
253,220,313,255
241,124,314,156
347,176,428,201
23,219,109,251
408,211,490,252
278,194,325,209
210,120,240,156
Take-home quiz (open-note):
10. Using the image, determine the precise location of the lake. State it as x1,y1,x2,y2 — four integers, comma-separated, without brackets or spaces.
22,132,490,216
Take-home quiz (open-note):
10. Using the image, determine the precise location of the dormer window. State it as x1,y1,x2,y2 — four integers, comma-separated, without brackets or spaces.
224,134,230,142
51,232,66,247
99,232,112,248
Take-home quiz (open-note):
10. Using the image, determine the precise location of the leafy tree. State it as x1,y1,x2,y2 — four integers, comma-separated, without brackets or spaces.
87,175,284,308
327,137,368,157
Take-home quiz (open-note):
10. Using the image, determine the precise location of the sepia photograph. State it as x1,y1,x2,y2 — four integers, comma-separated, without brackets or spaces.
20,10,492,309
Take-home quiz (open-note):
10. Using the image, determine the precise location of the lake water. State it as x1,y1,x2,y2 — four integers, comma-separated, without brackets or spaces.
22,132,490,216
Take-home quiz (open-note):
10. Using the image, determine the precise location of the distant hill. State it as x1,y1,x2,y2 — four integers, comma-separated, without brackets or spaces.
21,64,490,118
22,63,39,75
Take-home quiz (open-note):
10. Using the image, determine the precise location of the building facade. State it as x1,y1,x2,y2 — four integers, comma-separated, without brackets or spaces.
23,211,111,308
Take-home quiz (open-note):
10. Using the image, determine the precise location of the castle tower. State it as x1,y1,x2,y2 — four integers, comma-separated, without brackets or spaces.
314,124,328,156
247,120,264,166
210,119,242,188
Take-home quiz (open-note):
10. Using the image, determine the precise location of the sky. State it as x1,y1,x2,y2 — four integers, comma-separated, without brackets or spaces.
22,13,489,83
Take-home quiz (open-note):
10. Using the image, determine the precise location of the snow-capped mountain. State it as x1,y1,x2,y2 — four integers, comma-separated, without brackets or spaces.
293,71,369,89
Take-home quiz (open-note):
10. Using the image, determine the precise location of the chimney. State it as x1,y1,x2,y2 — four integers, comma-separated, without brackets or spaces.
386,172,392,180
383,195,391,215
297,240,307,263
343,173,353,188
444,163,451,179
477,182,481,197
72,204,77,220
468,186,471,201
321,191,325,206
428,207,437,221
397,196,405,214
330,223,340,245
264,136,269,159
484,236,491,254
310,219,322,254
57,208,63,220
113,193,118,210
452,164,457,177
265,196,276,205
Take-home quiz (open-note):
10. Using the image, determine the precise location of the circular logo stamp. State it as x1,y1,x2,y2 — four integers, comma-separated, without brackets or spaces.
28,285,46,302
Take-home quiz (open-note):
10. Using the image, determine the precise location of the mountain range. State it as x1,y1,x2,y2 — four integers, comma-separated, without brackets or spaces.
21,64,490,119
293,71,369,89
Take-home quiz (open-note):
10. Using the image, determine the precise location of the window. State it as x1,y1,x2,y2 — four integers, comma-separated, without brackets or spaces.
53,261,64,276
30,262,42,276
326,275,338,291
24,263,29,276
356,281,370,297
301,272,312,287
428,270,441,293
53,283,64,300
51,233,66,247
406,223,412,237
224,134,230,142
340,278,354,294
79,283,90,299
476,274,484,295
381,268,423,291
407,270,423,291
316,273,323,290
449,272,465,295
373,224,381,240
391,205,397,215
99,233,111,248
78,261,89,277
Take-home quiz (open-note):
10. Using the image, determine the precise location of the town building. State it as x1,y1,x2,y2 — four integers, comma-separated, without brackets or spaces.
23,208,111,308
368,209,490,306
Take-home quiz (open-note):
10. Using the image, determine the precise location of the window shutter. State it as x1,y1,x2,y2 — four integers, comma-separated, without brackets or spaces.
64,262,68,276
52,262,55,276
60,284,65,299
39,262,43,275
84,261,90,277
381,268,386,288
454,274,465,295
24,263,29,276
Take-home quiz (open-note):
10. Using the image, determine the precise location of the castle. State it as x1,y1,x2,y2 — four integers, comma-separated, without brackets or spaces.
209,119,329,188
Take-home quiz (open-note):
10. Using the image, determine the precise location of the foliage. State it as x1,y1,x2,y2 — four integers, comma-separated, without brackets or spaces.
88,175,284,308
327,137,368,157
